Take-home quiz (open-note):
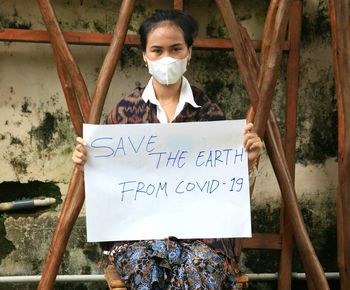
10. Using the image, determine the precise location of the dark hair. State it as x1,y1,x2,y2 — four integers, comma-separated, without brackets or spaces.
139,9,198,51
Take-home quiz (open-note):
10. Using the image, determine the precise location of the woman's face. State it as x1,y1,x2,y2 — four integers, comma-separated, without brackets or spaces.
143,22,192,62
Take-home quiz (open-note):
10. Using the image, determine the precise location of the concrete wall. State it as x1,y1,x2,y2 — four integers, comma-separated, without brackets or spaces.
0,1,338,289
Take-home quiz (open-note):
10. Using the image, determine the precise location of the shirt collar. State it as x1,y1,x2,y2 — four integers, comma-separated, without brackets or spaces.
141,76,201,110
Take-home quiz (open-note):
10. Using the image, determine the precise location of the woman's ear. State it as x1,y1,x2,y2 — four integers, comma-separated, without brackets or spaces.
143,52,147,64
188,47,192,62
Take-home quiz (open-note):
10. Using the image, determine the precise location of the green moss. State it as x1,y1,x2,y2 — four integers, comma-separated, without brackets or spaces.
206,18,227,38
293,195,337,272
296,71,337,164
83,243,100,262
0,14,32,29
241,195,337,289
191,50,248,120
81,265,91,275
61,147,73,155
120,47,143,69
301,1,330,44
93,20,108,33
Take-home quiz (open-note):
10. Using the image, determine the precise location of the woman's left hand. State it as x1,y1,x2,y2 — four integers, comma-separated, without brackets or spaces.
243,123,263,169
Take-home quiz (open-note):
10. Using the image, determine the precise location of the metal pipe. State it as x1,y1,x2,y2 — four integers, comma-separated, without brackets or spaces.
0,272,340,283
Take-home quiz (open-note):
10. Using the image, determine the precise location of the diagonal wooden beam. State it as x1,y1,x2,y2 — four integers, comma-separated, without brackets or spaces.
53,47,84,136
37,1,136,289
329,1,350,289
215,0,329,289
37,0,91,124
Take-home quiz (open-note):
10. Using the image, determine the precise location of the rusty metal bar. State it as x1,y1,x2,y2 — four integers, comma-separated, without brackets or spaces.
37,1,136,289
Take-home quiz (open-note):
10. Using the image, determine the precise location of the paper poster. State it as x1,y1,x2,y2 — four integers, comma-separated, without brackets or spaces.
83,120,251,242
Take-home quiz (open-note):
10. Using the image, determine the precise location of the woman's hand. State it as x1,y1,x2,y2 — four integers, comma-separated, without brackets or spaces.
243,123,263,171
72,137,87,171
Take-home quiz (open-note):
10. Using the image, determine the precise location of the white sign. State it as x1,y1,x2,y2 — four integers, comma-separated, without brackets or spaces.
83,120,251,242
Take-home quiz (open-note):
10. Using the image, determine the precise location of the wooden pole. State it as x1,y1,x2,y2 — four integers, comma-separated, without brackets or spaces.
173,0,184,10
215,0,329,288
37,1,136,289
329,1,350,289
278,1,302,289
53,48,84,136
37,0,91,123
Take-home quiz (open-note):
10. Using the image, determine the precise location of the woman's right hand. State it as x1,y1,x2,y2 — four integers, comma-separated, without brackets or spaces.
72,137,87,171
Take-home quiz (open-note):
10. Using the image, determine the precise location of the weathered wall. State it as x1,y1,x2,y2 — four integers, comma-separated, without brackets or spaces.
0,0,338,289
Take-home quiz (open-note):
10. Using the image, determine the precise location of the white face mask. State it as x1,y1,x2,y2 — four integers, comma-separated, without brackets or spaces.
146,56,188,85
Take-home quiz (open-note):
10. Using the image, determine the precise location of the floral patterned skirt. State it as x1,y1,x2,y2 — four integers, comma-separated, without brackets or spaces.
112,239,237,290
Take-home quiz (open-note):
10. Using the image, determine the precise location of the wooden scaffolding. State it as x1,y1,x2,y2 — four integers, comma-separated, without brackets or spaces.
1,0,349,289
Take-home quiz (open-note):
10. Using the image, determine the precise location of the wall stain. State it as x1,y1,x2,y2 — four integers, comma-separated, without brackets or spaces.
0,214,15,263
0,12,32,29
30,112,56,150
10,136,23,146
242,195,337,290
297,70,337,164
21,98,32,114
301,0,331,44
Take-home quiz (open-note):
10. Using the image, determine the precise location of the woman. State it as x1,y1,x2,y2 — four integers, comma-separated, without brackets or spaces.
73,9,262,290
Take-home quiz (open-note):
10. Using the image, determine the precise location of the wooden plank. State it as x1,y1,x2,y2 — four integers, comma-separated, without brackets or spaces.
242,233,282,250
173,0,184,10
34,2,91,123
278,1,302,290
329,1,350,289
37,0,137,289
0,28,290,51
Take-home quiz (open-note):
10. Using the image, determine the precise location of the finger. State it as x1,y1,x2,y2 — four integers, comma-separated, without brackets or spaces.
248,141,263,152
72,154,86,164
245,137,262,151
75,143,87,154
243,122,254,133
74,151,87,161
72,150,87,163
76,136,87,146
243,132,259,147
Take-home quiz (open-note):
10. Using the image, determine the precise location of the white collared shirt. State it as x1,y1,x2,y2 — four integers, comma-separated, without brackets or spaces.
141,76,201,123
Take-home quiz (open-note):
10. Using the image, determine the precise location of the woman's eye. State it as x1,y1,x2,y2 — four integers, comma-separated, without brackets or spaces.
152,49,161,54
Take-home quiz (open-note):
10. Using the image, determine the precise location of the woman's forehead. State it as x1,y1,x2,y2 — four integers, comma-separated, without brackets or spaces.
147,22,185,46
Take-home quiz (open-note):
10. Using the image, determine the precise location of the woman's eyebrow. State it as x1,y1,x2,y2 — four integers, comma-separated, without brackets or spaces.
170,43,184,47
150,43,184,49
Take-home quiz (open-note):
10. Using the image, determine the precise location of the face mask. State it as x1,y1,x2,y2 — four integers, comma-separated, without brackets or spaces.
146,56,188,85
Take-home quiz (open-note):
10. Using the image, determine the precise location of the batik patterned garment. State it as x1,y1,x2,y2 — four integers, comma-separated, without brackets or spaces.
106,85,238,289
112,239,236,290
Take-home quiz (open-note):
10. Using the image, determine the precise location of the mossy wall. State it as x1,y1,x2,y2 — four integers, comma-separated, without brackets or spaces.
0,0,339,289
